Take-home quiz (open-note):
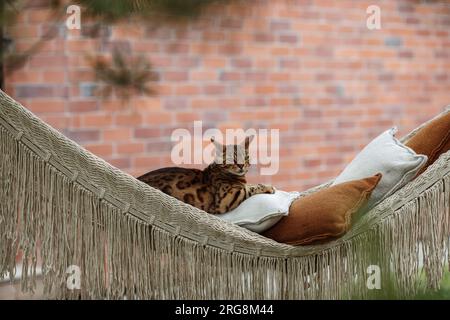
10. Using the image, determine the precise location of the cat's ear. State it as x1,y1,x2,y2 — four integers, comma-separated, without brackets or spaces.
211,136,220,147
211,137,226,164
211,137,224,154
244,135,255,149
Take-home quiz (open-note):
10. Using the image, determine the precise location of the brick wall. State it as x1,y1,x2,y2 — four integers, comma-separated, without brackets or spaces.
4,0,450,191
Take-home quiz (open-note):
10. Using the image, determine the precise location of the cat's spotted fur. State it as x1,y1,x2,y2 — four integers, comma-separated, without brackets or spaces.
137,136,274,214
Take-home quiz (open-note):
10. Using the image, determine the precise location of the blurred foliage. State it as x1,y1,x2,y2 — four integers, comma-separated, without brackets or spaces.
0,0,19,27
1,0,63,74
76,0,222,22
414,271,450,300
1,0,224,93
1,0,221,26
88,49,158,100
346,268,450,300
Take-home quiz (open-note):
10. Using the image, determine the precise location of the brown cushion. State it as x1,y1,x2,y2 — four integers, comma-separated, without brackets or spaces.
405,112,450,174
262,173,382,246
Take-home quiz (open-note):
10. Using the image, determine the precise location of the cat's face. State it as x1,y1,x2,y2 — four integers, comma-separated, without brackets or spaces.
211,135,254,176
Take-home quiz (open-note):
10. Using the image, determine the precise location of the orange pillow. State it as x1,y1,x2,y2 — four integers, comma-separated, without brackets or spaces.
262,174,382,246
406,112,450,174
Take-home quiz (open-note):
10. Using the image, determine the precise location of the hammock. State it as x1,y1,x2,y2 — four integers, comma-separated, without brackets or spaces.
0,89,449,299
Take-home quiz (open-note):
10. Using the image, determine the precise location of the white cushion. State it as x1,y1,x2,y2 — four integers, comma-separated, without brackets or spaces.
332,127,427,209
217,190,300,233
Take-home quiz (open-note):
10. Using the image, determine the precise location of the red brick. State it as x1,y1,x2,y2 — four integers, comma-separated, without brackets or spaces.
255,85,276,94
203,85,226,95
69,101,99,113
133,42,160,52
39,114,68,128
65,129,100,143
191,43,216,55
102,100,123,112
203,31,225,41
15,85,67,98
175,85,201,95
192,98,217,109
42,71,66,83
132,97,162,111
270,20,291,31
67,40,98,52
112,24,144,38
175,57,200,68
101,40,131,52
143,112,172,124
117,143,145,154
28,100,65,113
204,111,228,122
191,71,217,81
245,97,267,107
279,34,299,43
220,18,243,29
107,157,131,169
280,59,300,69
176,112,200,123
68,70,95,82
269,73,290,81
134,127,161,139
164,72,189,82
254,59,276,69
231,111,274,120
165,43,190,54
8,25,39,38
218,98,241,109
245,72,267,82
150,56,172,68
270,98,291,106
220,72,241,81
9,70,41,83
28,8,52,23
29,55,67,68
84,144,113,157
204,58,226,68
134,156,162,168
254,33,275,42
271,47,291,56
304,158,322,168
231,58,252,68
163,97,189,110
103,128,132,142
398,50,414,59
82,114,113,127
218,43,242,55
146,141,172,153
115,113,143,126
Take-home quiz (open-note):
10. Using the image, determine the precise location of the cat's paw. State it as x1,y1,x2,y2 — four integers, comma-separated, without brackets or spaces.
260,184,275,194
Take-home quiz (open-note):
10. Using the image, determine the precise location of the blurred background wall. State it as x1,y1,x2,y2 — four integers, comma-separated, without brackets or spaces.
3,0,450,191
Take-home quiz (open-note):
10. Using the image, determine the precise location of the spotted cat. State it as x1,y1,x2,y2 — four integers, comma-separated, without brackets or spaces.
137,135,275,214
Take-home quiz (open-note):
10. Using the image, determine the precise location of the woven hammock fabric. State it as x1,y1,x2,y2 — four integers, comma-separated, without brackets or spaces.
0,89,449,299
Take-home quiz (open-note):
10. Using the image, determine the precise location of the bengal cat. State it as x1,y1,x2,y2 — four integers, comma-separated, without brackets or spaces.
137,135,275,214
